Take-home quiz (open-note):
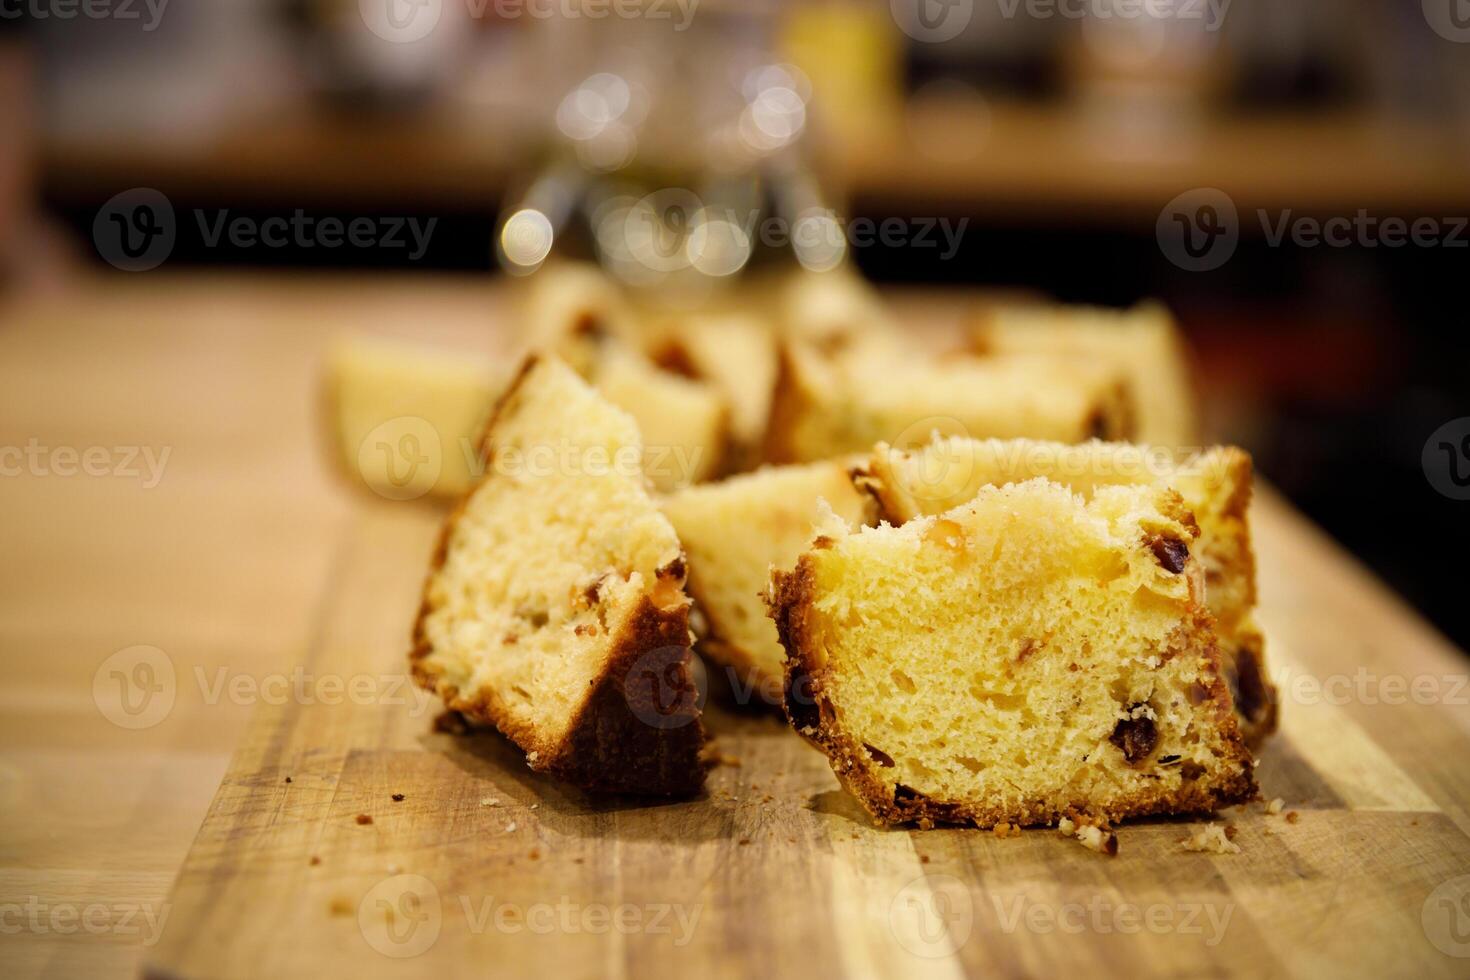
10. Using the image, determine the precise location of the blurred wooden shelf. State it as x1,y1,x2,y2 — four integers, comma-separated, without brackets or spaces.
42,100,1470,219
836,100,1470,220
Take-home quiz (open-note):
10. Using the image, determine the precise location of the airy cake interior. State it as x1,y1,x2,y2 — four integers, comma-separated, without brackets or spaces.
661,459,874,699
415,357,690,755
770,479,1254,827
593,346,728,492
859,436,1276,743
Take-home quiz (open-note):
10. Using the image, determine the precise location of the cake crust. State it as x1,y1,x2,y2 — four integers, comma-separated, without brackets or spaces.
766,486,1258,829
410,355,707,797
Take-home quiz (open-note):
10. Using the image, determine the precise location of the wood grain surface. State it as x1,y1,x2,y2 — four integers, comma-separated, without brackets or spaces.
3,275,1468,980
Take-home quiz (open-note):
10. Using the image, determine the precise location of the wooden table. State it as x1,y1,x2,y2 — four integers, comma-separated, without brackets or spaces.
2,274,1468,979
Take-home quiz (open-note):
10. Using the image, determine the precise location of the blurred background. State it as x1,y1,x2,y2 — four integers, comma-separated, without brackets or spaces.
3,0,1469,645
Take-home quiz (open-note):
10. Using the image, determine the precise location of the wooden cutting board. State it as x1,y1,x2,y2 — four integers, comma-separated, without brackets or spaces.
144,484,1470,979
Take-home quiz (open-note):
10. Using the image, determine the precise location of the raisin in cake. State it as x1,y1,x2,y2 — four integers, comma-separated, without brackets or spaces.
412,355,707,796
765,338,1135,464
856,436,1276,744
662,460,875,703
971,302,1196,447
766,479,1256,827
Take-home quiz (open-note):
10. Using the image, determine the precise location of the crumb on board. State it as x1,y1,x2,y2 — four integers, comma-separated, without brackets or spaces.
284,776,292,784
505,821,518,833
1181,824,1241,855
1076,825,1118,856
480,798,499,807
355,814,373,826
530,803,539,810
391,793,405,802
309,855,321,866
738,839,751,846
699,740,741,768
920,854,931,864
329,898,353,917
1285,811,1300,824
1266,798,1284,815
528,848,540,860
1057,813,1117,855
992,822,1021,840
573,857,584,864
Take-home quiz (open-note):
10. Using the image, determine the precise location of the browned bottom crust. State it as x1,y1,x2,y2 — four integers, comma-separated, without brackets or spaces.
414,597,709,798
409,355,708,798
769,559,1257,829
543,598,709,796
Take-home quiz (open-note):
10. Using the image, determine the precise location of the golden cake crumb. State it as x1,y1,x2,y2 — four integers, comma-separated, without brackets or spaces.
1181,824,1241,855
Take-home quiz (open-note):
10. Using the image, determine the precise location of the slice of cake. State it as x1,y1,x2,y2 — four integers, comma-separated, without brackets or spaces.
779,267,895,345
765,338,1135,464
520,261,643,375
855,436,1277,744
661,460,875,704
593,346,730,492
325,336,504,500
412,355,707,796
652,313,778,468
766,479,1256,827
971,302,1196,447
